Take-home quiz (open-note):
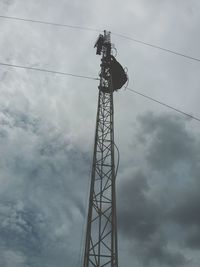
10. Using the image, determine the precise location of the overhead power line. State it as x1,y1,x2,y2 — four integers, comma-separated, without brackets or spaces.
0,62,99,80
1,15,200,63
127,87,200,122
112,32,200,63
0,15,101,32
0,59,199,123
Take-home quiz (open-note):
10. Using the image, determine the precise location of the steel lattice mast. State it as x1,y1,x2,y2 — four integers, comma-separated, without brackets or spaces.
83,31,118,267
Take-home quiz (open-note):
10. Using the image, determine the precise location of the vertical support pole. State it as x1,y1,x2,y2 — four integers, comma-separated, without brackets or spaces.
83,31,118,267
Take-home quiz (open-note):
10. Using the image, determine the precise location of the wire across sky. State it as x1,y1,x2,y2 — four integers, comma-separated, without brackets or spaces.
0,14,200,122
0,15,101,32
0,15,200,63
0,62,99,80
0,60,200,123
127,88,200,122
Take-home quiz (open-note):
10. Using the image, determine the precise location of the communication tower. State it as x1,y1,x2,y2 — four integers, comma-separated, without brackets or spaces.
83,31,127,267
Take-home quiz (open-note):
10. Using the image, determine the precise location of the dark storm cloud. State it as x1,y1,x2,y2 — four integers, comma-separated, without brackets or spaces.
118,171,161,241
137,113,200,251
117,169,187,267
169,184,200,249
171,188,200,227
117,112,200,266
0,105,90,266
0,201,45,255
136,236,187,267
0,199,81,267
136,112,196,171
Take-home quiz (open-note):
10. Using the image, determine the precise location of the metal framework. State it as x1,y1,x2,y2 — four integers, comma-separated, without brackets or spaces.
83,31,118,267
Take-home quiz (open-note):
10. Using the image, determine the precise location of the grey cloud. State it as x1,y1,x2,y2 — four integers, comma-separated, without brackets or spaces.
185,231,200,249
171,190,200,227
147,243,187,267
117,112,200,266
0,0,14,10
0,198,82,267
0,249,26,267
136,112,196,171
0,201,45,255
117,169,187,267
169,186,200,249
0,104,90,266
136,236,187,267
118,171,161,241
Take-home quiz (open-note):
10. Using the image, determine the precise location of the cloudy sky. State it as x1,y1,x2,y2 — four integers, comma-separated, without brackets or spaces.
0,0,200,266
